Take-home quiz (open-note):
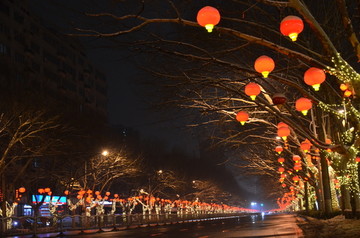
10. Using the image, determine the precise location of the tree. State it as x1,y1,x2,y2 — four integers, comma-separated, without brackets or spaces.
74,0,360,215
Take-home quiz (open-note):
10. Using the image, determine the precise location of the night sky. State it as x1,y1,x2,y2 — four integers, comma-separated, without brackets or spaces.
30,0,200,155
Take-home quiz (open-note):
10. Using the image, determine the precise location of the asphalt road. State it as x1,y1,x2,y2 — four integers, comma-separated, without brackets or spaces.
17,213,303,238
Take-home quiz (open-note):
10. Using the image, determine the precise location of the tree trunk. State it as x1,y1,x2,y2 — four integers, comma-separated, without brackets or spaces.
320,156,332,215
304,181,309,213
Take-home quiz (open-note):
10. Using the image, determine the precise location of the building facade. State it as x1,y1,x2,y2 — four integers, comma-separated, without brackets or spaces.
0,0,107,119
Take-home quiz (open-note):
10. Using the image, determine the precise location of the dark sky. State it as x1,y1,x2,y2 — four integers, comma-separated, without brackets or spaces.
30,0,200,155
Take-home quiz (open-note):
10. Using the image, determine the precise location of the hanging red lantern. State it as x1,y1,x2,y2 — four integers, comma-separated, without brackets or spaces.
325,138,332,152
254,55,275,78
44,188,51,193
355,157,360,163
295,97,312,115
277,126,290,140
105,191,111,196
300,139,312,153
278,157,285,164
278,167,285,174
77,195,83,199
95,191,100,195
236,111,249,125
114,194,119,198
275,146,283,154
64,190,69,195
277,122,289,129
197,6,221,33
294,165,302,172
293,155,301,162
340,84,348,91
245,82,261,100
281,183,287,188
97,195,102,200
280,173,286,178
292,176,300,183
272,93,287,105
19,187,26,193
344,89,352,97
304,67,326,91
280,15,304,41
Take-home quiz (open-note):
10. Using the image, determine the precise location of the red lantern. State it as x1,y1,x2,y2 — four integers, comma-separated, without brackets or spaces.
277,122,289,129
114,194,119,198
344,89,352,97
355,157,360,163
97,195,102,200
280,16,304,41
277,126,290,140
304,67,326,91
293,155,301,162
254,55,275,78
300,139,312,152
197,6,220,33
77,195,83,200
280,173,286,178
44,188,51,193
38,188,44,194
272,93,287,105
295,97,312,115
64,190,69,195
281,183,287,188
294,165,302,172
95,191,100,195
275,146,283,154
104,196,109,200
292,176,300,183
236,111,249,125
105,191,111,196
19,187,26,193
245,82,261,100
278,167,285,174
87,190,93,194
278,157,285,164
340,84,348,91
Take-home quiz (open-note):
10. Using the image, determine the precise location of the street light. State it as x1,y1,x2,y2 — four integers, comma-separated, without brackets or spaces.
102,150,109,156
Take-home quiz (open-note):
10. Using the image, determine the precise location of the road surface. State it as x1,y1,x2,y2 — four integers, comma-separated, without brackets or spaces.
11,213,304,238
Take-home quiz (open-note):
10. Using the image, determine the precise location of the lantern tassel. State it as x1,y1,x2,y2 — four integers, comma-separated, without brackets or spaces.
312,84,320,91
250,95,256,100
261,71,270,78
288,33,298,41
205,24,214,33
301,110,308,116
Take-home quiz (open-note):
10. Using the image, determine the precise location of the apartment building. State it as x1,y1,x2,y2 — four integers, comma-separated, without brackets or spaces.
0,0,107,119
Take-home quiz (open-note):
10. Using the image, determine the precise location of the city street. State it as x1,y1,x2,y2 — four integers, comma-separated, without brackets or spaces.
12,214,303,238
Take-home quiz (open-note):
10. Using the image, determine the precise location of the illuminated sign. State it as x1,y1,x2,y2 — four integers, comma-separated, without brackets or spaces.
32,195,66,204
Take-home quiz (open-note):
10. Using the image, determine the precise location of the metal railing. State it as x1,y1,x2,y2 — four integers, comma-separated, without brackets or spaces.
1,213,247,237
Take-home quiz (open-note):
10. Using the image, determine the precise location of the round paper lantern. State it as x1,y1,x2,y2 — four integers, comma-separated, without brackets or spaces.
278,126,290,140
87,190,92,194
254,55,275,78
44,188,51,193
77,195,83,199
236,111,249,125
278,167,285,173
344,89,352,97
114,194,119,198
356,157,360,163
245,82,261,100
64,190,69,195
275,146,283,154
272,93,287,105
278,157,285,164
281,183,287,188
280,16,304,41
105,191,110,196
304,67,326,91
277,122,289,129
292,176,300,183
295,97,312,115
340,83,348,91
97,195,102,200
293,155,301,162
104,196,109,200
300,139,311,152
19,187,26,193
280,173,286,178
294,165,302,172
197,6,220,33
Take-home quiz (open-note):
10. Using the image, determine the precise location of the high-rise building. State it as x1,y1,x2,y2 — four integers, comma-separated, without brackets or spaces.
0,0,107,119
